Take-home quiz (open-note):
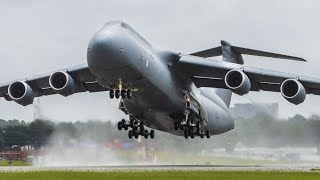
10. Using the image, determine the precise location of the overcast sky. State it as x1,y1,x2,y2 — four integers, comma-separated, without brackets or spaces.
0,0,319,122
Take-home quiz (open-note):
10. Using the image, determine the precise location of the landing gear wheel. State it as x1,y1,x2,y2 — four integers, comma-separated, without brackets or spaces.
190,133,194,139
184,130,188,139
120,119,128,130
117,121,122,130
134,134,139,139
174,121,179,130
150,130,155,139
121,90,126,99
109,90,114,99
128,130,133,139
140,121,145,131
127,90,132,99
206,130,210,138
130,119,134,127
200,135,204,138
115,90,120,99
144,130,149,139
196,121,201,133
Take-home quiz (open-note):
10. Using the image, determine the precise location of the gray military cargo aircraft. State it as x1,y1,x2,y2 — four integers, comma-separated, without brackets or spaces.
0,21,317,139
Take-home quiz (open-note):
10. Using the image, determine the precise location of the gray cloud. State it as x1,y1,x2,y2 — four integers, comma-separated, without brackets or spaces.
0,0,319,121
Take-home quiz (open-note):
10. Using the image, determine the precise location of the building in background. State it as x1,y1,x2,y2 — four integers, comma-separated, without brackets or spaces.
230,103,279,119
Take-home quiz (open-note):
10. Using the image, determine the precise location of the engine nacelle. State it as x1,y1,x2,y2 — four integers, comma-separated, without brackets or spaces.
280,79,306,105
224,70,251,95
49,71,76,96
8,81,34,106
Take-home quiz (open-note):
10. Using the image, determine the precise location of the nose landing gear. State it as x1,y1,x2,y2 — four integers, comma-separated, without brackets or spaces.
109,89,132,99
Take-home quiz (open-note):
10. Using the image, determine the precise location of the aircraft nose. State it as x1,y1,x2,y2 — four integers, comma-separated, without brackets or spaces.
87,30,114,68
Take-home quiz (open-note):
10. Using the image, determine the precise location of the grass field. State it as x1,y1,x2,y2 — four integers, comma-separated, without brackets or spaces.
0,171,319,180
0,160,30,166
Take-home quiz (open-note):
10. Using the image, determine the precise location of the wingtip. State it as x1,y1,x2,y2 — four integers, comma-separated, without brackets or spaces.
297,58,307,62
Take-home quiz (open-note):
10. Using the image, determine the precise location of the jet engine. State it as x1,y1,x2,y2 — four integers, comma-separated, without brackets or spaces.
280,79,306,105
224,70,251,95
49,71,76,96
8,81,34,106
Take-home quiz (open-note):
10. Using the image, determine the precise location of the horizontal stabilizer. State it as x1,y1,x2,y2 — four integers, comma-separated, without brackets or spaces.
190,40,306,62
190,46,222,58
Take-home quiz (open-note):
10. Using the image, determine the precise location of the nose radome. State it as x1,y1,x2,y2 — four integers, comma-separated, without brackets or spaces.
88,30,113,56
87,30,115,69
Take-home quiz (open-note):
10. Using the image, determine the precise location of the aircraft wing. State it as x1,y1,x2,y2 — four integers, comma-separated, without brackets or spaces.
0,63,107,104
178,55,320,95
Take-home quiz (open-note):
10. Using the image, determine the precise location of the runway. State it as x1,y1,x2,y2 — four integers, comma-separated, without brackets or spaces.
0,165,319,172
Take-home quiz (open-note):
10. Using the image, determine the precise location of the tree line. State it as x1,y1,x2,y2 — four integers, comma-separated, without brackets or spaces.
0,114,319,152
0,119,54,149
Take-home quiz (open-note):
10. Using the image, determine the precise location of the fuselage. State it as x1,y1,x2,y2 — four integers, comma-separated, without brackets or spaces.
87,21,234,136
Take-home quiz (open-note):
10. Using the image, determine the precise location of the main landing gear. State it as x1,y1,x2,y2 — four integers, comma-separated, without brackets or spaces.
174,93,211,139
175,118,210,139
110,89,132,99
117,116,155,139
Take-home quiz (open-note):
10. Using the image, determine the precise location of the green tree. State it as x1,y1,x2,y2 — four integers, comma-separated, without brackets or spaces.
28,119,55,149
0,134,4,148
56,122,78,138
3,125,30,147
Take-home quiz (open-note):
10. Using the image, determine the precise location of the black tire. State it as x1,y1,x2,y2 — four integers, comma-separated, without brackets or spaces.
134,134,139,139
190,133,194,139
115,90,120,99
130,119,134,127
196,121,201,132
144,130,149,139
121,119,125,123
121,90,126,99
184,130,188,139
206,130,210,138
124,126,128,131
109,90,114,99
133,127,138,132
150,130,155,139
127,89,132,99
128,130,133,139
117,121,122,130
200,135,204,138
140,121,145,131
174,122,179,130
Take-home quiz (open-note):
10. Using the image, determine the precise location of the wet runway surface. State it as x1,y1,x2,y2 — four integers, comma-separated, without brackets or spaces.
0,165,319,172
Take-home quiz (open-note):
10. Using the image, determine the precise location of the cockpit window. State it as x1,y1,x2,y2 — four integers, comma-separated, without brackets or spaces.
120,22,152,48
104,21,152,48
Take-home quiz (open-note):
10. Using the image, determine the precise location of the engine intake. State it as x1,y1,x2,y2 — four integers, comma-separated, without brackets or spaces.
224,70,251,95
280,79,306,105
8,81,34,106
49,71,76,96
